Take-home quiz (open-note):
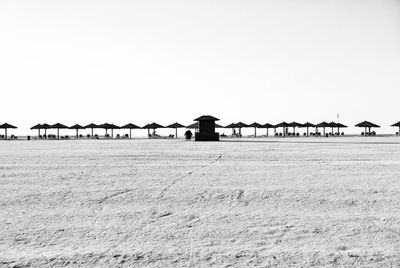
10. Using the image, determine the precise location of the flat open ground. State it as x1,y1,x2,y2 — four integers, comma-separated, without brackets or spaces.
1,137,400,267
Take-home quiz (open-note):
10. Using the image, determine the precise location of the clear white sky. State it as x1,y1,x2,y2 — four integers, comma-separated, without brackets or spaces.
1,0,399,135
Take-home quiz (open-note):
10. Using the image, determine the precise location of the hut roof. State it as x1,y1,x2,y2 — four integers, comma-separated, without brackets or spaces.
391,121,400,127
355,121,380,128
194,115,219,121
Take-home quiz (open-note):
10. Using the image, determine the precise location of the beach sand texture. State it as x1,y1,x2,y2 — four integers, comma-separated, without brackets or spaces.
1,137,400,267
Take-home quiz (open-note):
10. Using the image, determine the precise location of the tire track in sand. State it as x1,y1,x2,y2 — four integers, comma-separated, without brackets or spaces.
158,153,223,198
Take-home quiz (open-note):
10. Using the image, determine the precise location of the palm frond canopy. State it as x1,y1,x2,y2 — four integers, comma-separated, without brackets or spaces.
31,124,42,130
288,122,303,127
355,121,380,128
167,122,185,128
225,123,236,128
248,122,262,128
85,123,98,128
69,124,85,129
41,123,51,129
327,122,338,128
99,123,120,129
51,123,68,129
302,122,316,127
121,123,141,129
142,122,164,129
262,123,275,128
235,122,248,128
275,122,290,128
0,123,17,129
316,121,330,128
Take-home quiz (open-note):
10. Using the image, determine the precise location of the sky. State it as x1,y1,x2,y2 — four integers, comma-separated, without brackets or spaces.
1,0,399,136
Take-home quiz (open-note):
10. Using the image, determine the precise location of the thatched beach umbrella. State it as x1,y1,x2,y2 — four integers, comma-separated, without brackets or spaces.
391,121,400,134
121,123,140,139
69,124,85,138
327,122,338,135
235,122,248,137
288,122,303,134
142,122,164,137
225,123,237,136
50,123,68,140
262,123,275,136
31,123,42,137
167,122,185,139
355,121,380,135
336,123,347,134
0,123,17,140
99,123,120,138
275,122,290,136
316,121,330,136
302,122,316,136
41,123,51,138
248,122,262,137
85,123,98,138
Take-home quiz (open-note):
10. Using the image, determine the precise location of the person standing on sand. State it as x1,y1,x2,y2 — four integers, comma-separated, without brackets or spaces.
185,130,193,140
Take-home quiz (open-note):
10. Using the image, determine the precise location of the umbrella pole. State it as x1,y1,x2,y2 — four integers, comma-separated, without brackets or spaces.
323,127,325,137
92,128,94,139
112,129,114,138
148,129,150,138
175,128,177,139
5,129,7,140
307,127,309,136
254,127,256,137
267,128,269,137
130,129,132,139
45,129,47,139
57,128,59,140
38,129,40,138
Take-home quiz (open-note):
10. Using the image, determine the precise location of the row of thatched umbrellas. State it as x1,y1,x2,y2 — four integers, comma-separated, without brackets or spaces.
0,120,398,140
224,121,350,137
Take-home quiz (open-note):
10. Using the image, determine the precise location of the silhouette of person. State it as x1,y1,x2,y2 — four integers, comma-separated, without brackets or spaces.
185,130,193,141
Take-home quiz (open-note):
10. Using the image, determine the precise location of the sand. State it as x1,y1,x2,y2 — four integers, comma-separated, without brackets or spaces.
1,137,400,267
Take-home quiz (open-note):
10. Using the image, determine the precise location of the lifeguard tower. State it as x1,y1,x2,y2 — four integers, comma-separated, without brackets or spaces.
194,115,220,141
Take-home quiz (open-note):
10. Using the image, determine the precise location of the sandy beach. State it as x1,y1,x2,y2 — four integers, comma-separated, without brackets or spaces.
1,137,400,267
